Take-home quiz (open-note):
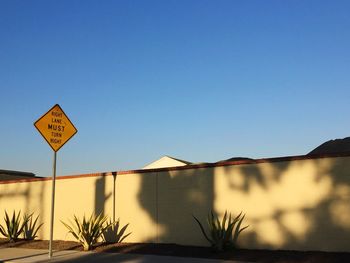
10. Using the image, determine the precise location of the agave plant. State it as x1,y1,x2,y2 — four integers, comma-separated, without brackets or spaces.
23,213,43,240
61,213,110,251
193,210,248,252
0,210,30,242
102,219,131,244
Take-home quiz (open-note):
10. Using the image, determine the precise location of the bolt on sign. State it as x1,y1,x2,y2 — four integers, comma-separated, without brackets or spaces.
34,104,77,152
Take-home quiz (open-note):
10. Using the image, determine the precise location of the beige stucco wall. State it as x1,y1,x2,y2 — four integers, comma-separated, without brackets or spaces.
1,155,350,252
214,157,350,251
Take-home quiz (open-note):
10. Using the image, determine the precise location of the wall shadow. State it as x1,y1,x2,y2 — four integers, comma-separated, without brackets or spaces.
138,167,214,245
94,173,112,217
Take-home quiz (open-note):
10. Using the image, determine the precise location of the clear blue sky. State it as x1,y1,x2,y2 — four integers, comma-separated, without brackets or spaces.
1,0,349,177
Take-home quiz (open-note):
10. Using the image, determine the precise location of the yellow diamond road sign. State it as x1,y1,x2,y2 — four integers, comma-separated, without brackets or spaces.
34,104,77,152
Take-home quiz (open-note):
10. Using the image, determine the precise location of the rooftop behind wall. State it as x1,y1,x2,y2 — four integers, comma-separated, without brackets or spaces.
0,169,36,181
1,153,350,252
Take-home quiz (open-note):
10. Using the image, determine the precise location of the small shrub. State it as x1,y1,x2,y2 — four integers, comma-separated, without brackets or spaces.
61,213,110,251
0,210,30,242
102,219,131,244
23,213,43,240
193,210,248,252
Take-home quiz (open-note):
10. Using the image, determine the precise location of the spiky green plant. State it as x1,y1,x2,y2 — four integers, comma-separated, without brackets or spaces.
61,213,110,251
193,210,248,252
22,213,43,240
0,210,30,242
102,219,131,244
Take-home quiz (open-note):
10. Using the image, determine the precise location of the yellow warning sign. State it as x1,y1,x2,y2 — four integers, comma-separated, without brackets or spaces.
34,104,77,152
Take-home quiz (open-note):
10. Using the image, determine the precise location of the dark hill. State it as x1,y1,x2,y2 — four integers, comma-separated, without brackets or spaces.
308,137,350,155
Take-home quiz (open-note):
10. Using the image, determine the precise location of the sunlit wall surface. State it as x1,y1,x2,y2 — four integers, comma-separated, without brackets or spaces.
1,154,349,252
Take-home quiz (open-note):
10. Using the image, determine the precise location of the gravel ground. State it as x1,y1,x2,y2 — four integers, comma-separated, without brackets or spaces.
1,238,350,263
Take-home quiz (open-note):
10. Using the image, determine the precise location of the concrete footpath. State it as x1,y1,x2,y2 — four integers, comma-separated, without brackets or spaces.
0,248,245,263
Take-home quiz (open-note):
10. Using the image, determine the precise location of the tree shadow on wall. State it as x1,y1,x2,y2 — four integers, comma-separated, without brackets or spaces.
222,156,350,252
92,155,350,252
137,167,214,245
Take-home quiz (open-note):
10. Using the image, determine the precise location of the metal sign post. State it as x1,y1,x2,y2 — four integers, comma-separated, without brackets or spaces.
34,104,77,258
49,151,57,258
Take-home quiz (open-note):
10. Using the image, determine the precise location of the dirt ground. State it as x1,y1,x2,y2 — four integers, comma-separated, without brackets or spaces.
1,238,350,263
